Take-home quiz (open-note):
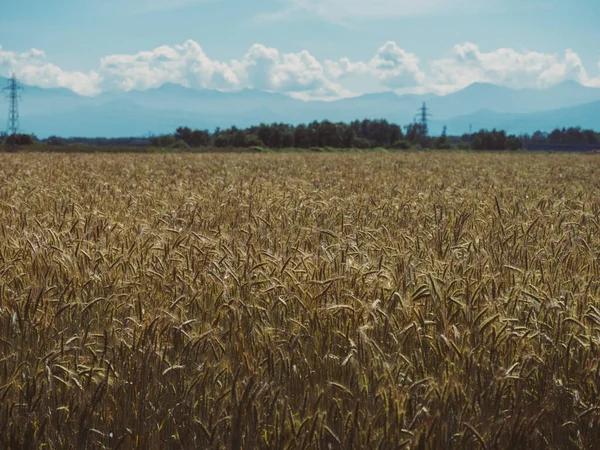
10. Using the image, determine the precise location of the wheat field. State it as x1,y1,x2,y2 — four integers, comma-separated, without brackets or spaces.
1,152,600,449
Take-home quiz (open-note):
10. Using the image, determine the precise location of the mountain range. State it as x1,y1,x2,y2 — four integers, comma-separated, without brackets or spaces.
2,76,600,138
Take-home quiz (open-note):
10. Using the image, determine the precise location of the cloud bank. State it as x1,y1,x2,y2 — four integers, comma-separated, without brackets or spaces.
1,41,599,99
0,46,101,96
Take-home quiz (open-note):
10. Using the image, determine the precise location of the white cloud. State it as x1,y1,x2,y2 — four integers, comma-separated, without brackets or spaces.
97,40,348,100
589,61,600,88
1,40,599,100
99,41,241,91
427,43,594,94
325,41,425,92
240,44,349,99
0,45,100,96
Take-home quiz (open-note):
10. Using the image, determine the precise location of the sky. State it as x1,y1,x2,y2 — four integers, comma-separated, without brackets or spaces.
1,0,600,99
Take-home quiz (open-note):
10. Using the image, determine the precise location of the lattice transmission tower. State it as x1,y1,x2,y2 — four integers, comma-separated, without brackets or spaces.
3,73,23,136
414,102,432,137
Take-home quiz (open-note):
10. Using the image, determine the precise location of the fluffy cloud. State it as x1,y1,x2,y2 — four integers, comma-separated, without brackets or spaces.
590,62,600,88
427,43,593,94
325,41,425,91
234,44,349,99
0,46,100,96
99,41,241,92
1,40,599,100
98,40,347,100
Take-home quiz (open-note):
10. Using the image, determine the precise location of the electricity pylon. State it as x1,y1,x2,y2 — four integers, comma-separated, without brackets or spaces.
4,73,23,136
414,102,432,137
3,74,23,151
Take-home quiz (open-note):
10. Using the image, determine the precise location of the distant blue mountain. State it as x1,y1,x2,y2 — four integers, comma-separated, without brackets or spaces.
2,75,600,137
96,83,296,115
429,81,600,119
437,100,600,136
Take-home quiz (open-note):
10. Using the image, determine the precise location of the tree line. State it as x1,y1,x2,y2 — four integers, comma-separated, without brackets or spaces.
150,120,527,151
3,123,600,151
525,127,600,145
152,120,407,150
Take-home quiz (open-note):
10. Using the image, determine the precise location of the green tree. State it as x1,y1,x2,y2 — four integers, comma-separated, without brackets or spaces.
282,131,294,148
190,130,211,147
257,124,271,147
293,125,311,148
268,127,282,148
435,126,451,149
231,127,247,147
342,126,356,148
214,134,231,148
317,121,341,147
6,134,35,146
46,136,66,146
175,127,193,145
405,123,426,143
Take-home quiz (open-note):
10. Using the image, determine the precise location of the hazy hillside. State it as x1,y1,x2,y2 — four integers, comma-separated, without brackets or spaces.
438,100,600,136
2,76,600,137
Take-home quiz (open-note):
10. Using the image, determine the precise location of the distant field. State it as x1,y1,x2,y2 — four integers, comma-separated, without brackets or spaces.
2,144,599,154
1,145,382,154
1,152,600,448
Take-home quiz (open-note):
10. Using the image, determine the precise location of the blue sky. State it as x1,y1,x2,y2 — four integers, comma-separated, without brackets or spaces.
1,0,599,99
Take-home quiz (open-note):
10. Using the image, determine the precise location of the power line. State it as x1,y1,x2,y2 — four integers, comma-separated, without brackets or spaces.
3,73,23,136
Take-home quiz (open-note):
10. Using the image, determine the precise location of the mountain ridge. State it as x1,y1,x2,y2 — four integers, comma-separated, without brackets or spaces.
2,76,600,137
438,100,600,135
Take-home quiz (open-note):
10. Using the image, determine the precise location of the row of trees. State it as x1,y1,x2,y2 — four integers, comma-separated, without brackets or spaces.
460,129,523,151
150,121,523,151
526,127,600,145
152,120,409,150
2,133,36,146
5,124,599,151
1,134,150,147
45,136,151,147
